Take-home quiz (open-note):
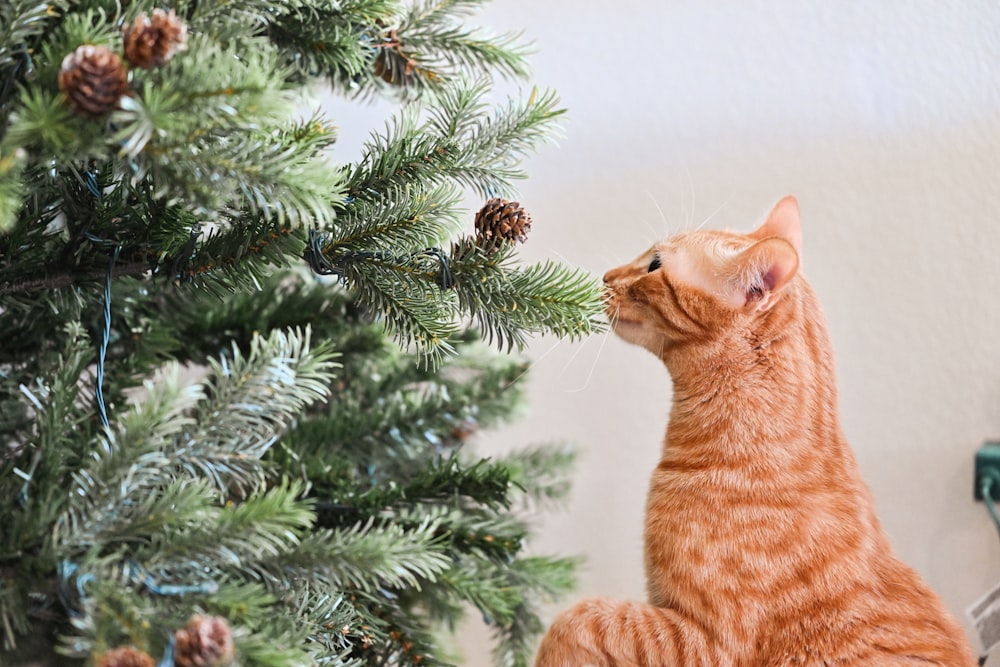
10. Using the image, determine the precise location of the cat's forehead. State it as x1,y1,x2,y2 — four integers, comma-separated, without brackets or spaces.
650,229,749,298
659,229,749,256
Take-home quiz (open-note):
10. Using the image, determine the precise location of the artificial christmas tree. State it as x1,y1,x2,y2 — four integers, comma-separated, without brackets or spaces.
0,1,603,666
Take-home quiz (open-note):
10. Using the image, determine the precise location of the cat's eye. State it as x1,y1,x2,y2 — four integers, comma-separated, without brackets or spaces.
647,255,662,272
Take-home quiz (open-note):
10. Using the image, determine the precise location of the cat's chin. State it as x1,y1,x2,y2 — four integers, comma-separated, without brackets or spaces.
609,318,650,347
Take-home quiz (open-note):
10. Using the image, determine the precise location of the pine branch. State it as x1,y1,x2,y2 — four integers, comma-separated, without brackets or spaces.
348,594,446,667
318,78,583,360
29,8,121,98
507,259,607,340
391,504,527,563
336,256,459,364
330,184,463,255
0,576,31,653
449,240,607,350
497,443,578,510
0,2,65,70
266,0,398,83
346,79,564,202
55,327,335,552
177,221,307,297
0,157,321,300
0,258,149,296
490,556,579,667
54,362,206,551
185,0,304,40
114,35,344,225
437,83,565,198
347,110,462,200
57,574,350,666
253,583,360,666
0,223,303,298
134,480,315,580
256,517,452,593
0,330,95,592
0,0,69,130
3,87,93,160
447,239,524,350
177,327,337,494
162,270,372,364
399,1,530,82
369,0,530,95
284,334,527,479
312,455,514,524
430,556,521,627
0,147,24,232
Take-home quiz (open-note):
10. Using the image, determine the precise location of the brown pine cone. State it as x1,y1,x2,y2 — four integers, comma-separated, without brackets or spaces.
95,646,155,667
474,198,532,251
58,45,128,117
174,615,234,667
373,29,418,86
123,9,188,70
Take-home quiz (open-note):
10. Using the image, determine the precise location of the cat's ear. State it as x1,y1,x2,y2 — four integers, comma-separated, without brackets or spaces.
726,237,799,311
750,195,802,258
724,195,802,311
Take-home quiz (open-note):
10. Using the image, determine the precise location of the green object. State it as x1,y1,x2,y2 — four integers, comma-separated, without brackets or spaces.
0,1,604,665
975,442,1000,501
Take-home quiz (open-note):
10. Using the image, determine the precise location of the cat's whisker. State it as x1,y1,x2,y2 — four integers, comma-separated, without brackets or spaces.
566,304,616,394
600,250,625,266
644,190,672,237
559,329,594,376
694,194,733,232
636,192,667,242
607,300,620,325
550,249,586,272
507,336,565,388
683,162,696,229
565,325,613,394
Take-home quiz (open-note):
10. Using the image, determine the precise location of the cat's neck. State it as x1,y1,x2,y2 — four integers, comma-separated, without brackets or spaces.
660,280,846,465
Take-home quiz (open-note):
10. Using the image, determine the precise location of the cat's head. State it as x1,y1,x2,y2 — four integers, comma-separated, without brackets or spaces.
602,196,802,357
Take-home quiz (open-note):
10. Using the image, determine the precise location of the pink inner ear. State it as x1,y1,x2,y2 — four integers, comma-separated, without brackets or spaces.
731,237,799,310
753,195,802,258
761,265,782,291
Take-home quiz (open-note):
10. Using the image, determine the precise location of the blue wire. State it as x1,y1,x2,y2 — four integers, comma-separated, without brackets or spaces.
157,636,175,667
95,245,121,431
127,561,219,596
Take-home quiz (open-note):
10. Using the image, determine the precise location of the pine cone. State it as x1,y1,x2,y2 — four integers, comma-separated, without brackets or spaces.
96,646,155,667
123,9,188,70
58,45,128,117
474,198,532,251
373,29,418,86
174,615,234,667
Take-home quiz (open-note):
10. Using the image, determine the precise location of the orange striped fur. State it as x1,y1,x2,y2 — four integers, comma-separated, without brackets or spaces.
535,197,975,666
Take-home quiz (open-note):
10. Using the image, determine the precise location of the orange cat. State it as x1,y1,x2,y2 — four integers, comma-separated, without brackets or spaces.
535,197,976,666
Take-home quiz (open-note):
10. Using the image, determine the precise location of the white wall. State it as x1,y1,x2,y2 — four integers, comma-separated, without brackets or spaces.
327,1,1000,662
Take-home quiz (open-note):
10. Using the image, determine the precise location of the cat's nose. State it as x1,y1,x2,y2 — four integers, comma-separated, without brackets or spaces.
602,269,614,285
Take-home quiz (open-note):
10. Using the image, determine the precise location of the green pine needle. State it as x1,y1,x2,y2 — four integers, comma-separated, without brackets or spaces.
276,517,453,592
180,327,338,493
